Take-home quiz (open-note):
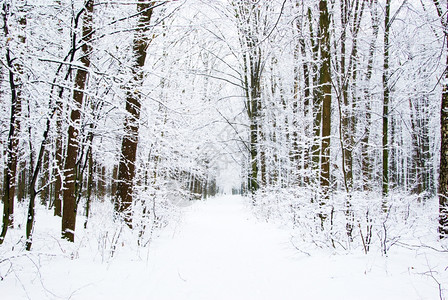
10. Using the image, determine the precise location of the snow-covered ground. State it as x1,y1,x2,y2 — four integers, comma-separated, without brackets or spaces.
1,195,447,299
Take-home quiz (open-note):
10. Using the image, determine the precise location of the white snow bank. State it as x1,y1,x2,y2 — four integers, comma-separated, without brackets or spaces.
1,196,446,299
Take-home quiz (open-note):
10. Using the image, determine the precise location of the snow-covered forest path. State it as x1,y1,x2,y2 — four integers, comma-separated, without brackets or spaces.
141,196,430,300
2,195,440,300
146,195,302,299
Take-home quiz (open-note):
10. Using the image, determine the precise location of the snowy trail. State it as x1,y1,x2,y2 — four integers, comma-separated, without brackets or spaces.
140,196,431,300
2,195,438,300
146,195,302,300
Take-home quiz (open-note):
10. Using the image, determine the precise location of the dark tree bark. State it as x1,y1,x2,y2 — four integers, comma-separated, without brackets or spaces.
307,7,322,183
53,121,63,217
361,1,380,192
234,1,263,194
17,161,27,202
382,0,391,204
339,0,352,191
432,0,448,238
111,164,118,197
53,0,65,218
84,141,93,229
25,112,54,251
335,0,365,239
115,0,155,226
338,0,365,193
409,98,424,196
0,3,26,244
62,0,94,242
440,68,448,237
293,0,311,186
319,0,332,200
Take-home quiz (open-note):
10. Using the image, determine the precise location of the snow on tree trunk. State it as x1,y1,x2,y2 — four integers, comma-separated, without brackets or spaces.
62,0,94,242
0,2,26,244
319,0,332,206
115,1,154,226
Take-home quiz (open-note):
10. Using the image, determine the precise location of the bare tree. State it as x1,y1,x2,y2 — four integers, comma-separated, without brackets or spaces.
432,0,448,238
53,0,64,218
115,0,156,226
382,0,391,204
318,0,332,205
62,0,94,242
361,0,380,192
0,2,26,244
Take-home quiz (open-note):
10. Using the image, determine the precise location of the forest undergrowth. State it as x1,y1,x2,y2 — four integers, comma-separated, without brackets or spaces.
0,190,185,287
252,188,443,254
251,189,448,298
1,191,448,299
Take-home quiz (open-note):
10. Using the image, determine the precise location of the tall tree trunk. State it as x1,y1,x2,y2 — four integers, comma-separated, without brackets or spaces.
362,1,379,192
234,1,263,194
339,0,365,239
293,0,311,186
248,74,261,193
319,0,332,202
0,3,26,244
292,7,301,183
339,0,365,193
62,0,94,242
433,0,448,238
339,0,353,191
309,6,322,184
439,74,448,238
382,0,391,205
115,1,155,226
301,16,313,186
53,0,65,217
26,112,54,251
